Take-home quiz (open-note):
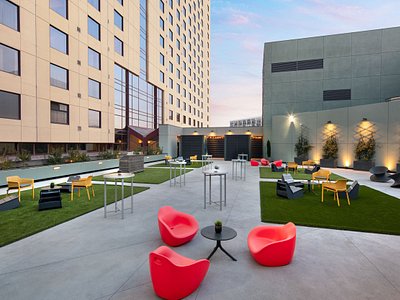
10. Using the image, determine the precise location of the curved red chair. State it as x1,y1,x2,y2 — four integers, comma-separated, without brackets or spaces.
247,222,296,267
273,160,283,167
149,246,210,300
250,159,259,166
260,158,269,166
158,206,199,246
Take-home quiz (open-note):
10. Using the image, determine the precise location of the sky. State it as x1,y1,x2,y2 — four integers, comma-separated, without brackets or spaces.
209,0,400,126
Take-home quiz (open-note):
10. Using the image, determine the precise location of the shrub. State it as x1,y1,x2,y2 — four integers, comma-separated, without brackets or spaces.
0,156,13,170
294,134,312,158
48,148,63,165
17,150,32,166
322,136,339,159
355,135,376,161
99,150,117,159
67,150,90,162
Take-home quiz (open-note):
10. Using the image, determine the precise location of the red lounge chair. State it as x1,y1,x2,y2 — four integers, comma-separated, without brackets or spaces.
273,160,283,167
247,222,296,267
149,246,210,300
260,159,269,166
158,206,199,246
250,159,260,166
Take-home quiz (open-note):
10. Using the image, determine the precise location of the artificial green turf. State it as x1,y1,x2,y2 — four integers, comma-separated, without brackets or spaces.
259,167,346,180
149,161,210,168
92,167,192,184
0,185,148,247
260,182,400,235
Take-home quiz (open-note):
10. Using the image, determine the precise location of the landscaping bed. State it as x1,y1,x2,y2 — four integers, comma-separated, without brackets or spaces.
259,167,346,180
148,161,209,169
260,182,400,235
0,185,148,247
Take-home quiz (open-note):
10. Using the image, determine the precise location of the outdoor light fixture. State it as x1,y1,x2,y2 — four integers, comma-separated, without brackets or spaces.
226,130,233,135
209,130,216,136
245,130,252,135
288,114,295,123
193,130,198,135
326,120,332,124
362,117,368,121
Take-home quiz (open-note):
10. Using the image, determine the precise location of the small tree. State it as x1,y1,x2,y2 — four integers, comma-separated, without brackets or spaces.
322,135,339,159
354,135,376,161
294,134,312,158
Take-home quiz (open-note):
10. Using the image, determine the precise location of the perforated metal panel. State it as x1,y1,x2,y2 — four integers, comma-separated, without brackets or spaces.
323,89,351,101
271,59,323,73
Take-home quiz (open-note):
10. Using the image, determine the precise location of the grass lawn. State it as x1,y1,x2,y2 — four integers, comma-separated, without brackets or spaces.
149,161,210,168
0,185,148,247
93,167,192,184
259,167,346,180
260,182,400,235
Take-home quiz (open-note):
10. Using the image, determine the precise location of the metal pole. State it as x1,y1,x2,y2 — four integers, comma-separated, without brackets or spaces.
131,176,133,214
104,178,107,218
209,174,212,205
114,180,117,212
121,178,124,219
220,175,222,211
204,173,206,209
224,174,227,207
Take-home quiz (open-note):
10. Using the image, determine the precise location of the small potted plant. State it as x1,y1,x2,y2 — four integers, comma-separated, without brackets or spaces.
294,133,313,165
353,135,376,171
320,135,338,168
50,182,55,189
214,220,222,233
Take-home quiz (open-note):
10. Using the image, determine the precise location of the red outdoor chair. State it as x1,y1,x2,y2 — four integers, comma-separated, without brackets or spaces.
260,159,269,166
158,206,199,246
273,160,283,167
250,159,260,166
247,222,296,267
149,246,210,300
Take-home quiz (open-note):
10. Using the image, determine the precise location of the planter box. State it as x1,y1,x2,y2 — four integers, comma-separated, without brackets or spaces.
320,159,337,168
353,160,375,171
0,195,20,211
119,155,144,173
294,157,307,165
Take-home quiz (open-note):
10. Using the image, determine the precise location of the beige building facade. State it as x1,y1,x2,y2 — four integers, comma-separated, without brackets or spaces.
0,0,210,155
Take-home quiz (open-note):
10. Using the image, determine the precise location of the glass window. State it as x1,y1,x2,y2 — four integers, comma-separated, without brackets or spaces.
169,94,173,104
160,53,164,65
0,44,19,75
50,64,68,89
88,0,100,10
169,62,173,73
50,101,69,124
50,26,68,54
88,109,101,128
0,0,19,31
88,17,100,40
0,90,20,120
117,0,123,5
169,13,173,25
160,71,164,83
169,29,173,41
114,36,123,56
169,0,173,9
88,78,100,99
160,35,164,48
160,0,164,12
88,47,100,69
50,0,67,18
114,10,123,30
169,110,173,120
159,17,164,30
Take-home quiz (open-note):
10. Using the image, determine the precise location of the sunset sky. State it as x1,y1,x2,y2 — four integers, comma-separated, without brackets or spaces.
209,0,400,126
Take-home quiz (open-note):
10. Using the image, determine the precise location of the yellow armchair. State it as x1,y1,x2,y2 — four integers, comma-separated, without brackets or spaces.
190,155,197,160
322,179,350,206
312,169,331,181
6,176,35,201
71,176,94,201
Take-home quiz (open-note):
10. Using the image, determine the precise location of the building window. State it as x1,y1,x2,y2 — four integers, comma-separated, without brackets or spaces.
183,115,186,124
0,0,19,31
50,26,68,54
169,78,173,88
160,71,164,83
89,109,101,128
0,90,20,120
160,0,164,12
0,44,19,75
160,17,164,30
323,89,351,101
169,110,173,120
88,47,100,69
88,78,101,99
50,64,68,89
176,113,180,122
169,94,173,104
169,0,173,9
169,13,173,25
160,35,164,48
114,36,123,56
50,0,68,19
169,62,173,73
160,53,165,65
169,29,173,41
50,101,69,124
88,0,100,10
117,0,123,5
114,10,123,31
88,17,100,40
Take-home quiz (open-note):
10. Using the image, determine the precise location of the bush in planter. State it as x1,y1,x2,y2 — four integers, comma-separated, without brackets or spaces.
99,150,118,160
294,134,312,162
322,135,339,159
16,150,32,167
0,155,13,170
354,135,376,161
47,148,63,165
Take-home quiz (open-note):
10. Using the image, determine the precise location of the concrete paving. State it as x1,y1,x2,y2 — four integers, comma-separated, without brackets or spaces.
0,161,399,300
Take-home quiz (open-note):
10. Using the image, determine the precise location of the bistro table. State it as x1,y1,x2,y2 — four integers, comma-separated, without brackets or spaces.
203,169,227,211
103,172,135,219
201,225,237,261
201,154,213,170
231,159,247,180
169,160,186,187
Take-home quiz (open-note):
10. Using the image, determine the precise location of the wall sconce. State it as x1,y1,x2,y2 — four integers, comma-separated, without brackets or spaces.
208,130,216,136
226,130,233,135
245,130,252,135
288,114,295,123
193,130,198,135
362,117,368,121
326,120,332,124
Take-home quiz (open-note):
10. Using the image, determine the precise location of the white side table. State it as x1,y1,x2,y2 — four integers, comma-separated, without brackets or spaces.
103,172,135,219
169,161,187,187
203,169,228,211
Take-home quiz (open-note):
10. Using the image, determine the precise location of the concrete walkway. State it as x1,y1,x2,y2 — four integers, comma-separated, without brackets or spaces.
0,162,399,300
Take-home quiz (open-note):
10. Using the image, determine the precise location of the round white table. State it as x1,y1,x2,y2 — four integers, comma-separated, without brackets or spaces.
103,172,135,219
203,169,228,211
169,161,186,187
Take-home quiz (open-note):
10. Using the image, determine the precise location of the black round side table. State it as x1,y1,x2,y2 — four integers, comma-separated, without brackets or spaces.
201,225,237,261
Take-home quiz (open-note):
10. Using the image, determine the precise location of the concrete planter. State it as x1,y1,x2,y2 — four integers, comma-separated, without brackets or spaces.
353,160,375,171
119,155,144,173
320,159,337,168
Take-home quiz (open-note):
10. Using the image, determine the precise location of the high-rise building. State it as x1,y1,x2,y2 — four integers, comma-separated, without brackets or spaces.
230,117,262,128
0,0,210,155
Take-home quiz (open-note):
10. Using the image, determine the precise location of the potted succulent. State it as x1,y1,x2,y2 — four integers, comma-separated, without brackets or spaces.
320,135,338,168
353,135,376,171
294,133,313,165
214,220,222,233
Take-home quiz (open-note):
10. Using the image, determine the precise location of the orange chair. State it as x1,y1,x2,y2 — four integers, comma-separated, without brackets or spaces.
149,246,210,300
250,159,259,166
6,176,35,201
322,179,350,207
247,222,296,267
260,158,269,166
70,176,95,201
287,162,298,173
158,206,199,247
